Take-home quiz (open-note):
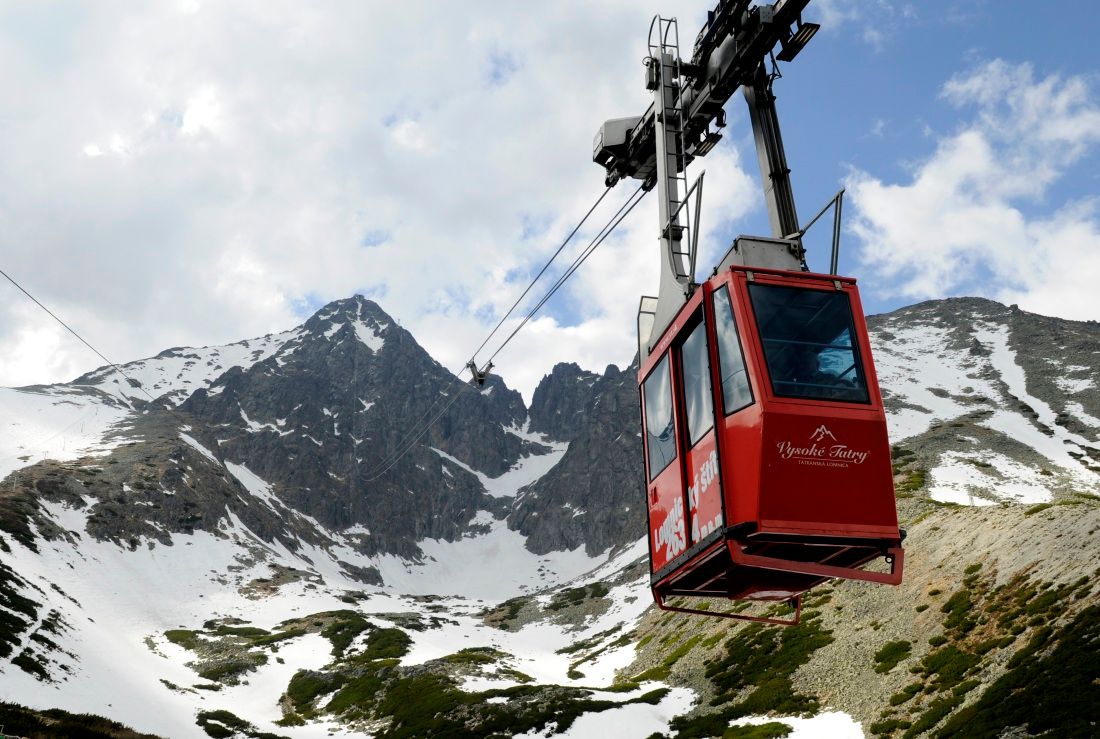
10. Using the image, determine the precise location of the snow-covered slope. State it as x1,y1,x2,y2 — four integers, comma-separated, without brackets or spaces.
870,298,1100,506
0,458,657,738
72,327,304,407
0,385,132,479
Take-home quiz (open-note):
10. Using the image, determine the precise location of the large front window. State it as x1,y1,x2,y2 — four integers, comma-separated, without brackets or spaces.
748,284,870,403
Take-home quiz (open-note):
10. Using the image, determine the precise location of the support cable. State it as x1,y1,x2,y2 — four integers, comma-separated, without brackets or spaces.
362,185,618,477
486,184,647,364
0,268,229,475
0,268,148,410
470,185,613,361
364,184,647,483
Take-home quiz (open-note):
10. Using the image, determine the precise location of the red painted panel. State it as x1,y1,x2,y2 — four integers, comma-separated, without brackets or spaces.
648,459,687,572
684,430,722,543
759,407,897,535
714,406,760,526
644,266,902,597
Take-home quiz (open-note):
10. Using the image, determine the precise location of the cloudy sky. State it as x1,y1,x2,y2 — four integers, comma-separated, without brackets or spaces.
1,1,1098,400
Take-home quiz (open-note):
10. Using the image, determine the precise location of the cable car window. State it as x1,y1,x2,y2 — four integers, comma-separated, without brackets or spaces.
712,286,753,414
680,319,714,445
643,354,677,479
748,284,870,403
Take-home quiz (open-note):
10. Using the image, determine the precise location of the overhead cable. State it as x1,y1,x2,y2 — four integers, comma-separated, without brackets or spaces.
365,184,622,477
486,183,647,364
469,185,613,362
0,268,148,410
364,184,647,482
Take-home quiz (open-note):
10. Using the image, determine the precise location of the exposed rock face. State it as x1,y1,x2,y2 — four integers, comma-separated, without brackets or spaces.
179,296,537,557
509,362,645,556
528,362,601,442
870,296,1100,439
0,412,336,557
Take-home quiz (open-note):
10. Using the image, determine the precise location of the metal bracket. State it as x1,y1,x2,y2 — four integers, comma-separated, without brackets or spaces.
466,360,493,387
664,171,706,286
784,188,846,274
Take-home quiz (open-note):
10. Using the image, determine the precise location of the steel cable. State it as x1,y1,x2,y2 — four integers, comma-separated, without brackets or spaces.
363,185,647,482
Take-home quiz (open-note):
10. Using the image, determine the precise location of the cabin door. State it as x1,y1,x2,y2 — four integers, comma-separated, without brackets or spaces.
676,317,723,546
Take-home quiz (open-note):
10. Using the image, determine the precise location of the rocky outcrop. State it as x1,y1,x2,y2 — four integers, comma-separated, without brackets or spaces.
0,412,326,553
175,297,541,556
509,362,644,556
528,362,602,442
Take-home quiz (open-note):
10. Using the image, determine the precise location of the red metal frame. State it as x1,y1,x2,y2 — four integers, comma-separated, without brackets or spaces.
639,265,904,623
726,540,904,585
654,588,803,626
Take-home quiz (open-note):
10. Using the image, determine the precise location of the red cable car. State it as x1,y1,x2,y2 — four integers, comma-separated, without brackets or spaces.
638,260,903,625
593,4,904,623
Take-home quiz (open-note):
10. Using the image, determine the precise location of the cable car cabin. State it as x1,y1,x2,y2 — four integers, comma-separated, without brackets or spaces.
639,265,904,625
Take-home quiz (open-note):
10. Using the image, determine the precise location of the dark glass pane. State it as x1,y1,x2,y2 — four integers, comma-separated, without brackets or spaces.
748,284,870,403
680,320,714,445
712,286,753,413
643,354,677,478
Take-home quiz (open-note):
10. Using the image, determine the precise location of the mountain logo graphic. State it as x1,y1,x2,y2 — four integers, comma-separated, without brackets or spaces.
810,425,836,442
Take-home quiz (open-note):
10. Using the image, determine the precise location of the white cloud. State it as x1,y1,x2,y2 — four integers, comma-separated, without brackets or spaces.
848,60,1100,321
180,85,223,137
0,1,742,401
812,0,916,51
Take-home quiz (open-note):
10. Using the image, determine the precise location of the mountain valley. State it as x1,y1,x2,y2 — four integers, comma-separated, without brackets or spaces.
0,295,1097,738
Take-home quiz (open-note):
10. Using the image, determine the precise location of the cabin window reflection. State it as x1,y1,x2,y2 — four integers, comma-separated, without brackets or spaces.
643,354,678,478
748,284,870,403
680,319,714,445
712,286,753,413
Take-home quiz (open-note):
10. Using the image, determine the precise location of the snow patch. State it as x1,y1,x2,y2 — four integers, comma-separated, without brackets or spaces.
225,461,282,512
515,687,695,739
78,328,301,406
180,432,221,466
431,441,568,499
729,711,865,739
929,452,1051,506
371,517,601,600
353,319,385,352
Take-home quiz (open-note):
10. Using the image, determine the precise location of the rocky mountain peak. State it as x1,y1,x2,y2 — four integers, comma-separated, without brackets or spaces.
529,362,602,442
510,361,642,556
299,295,395,351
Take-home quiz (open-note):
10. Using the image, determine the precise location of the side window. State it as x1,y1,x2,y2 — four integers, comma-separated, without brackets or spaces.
643,354,677,479
712,286,753,413
680,319,714,445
